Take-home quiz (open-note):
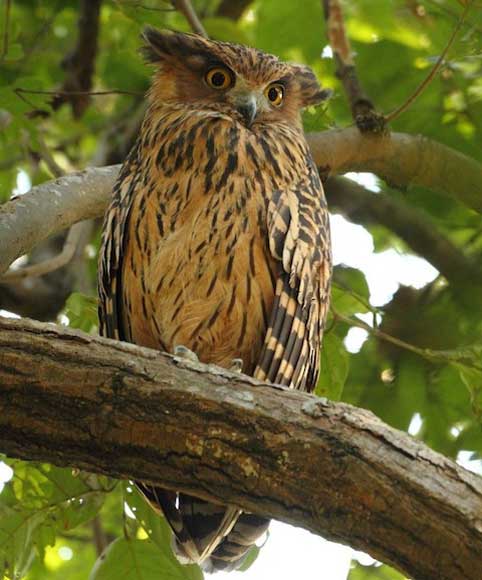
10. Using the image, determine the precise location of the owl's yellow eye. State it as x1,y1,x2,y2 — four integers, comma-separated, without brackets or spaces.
265,83,284,106
205,67,233,90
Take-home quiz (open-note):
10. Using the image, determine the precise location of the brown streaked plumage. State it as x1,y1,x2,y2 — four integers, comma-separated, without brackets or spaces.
98,28,332,572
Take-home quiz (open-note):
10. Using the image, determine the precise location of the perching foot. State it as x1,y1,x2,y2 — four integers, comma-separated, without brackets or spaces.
174,344,199,363
230,358,244,373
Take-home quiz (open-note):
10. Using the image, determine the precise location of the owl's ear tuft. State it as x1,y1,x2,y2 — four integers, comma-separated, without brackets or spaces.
140,27,211,65
291,64,332,107
141,27,176,63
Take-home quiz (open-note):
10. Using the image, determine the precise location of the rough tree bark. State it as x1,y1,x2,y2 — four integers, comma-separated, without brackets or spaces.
0,316,480,580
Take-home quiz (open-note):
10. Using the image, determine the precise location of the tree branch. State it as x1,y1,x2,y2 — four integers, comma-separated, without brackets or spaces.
1,0,11,60
325,176,482,289
0,165,115,275
91,516,109,557
0,221,89,283
1,129,481,275
385,1,472,123
172,0,208,37
0,263,74,321
51,0,103,118
216,0,252,20
309,128,482,213
0,316,480,580
321,0,384,132
0,228,84,321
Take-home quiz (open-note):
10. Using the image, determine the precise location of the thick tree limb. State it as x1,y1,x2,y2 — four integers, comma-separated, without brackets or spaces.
309,128,482,213
0,165,114,275
0,316,480,580
326,176,482,289
1,129,481,275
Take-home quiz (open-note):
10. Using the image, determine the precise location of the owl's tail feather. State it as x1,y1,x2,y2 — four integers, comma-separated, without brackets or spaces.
137,484,269,573
202,513,270,572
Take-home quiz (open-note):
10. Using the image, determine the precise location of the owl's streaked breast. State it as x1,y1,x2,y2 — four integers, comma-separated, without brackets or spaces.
121,108,308,373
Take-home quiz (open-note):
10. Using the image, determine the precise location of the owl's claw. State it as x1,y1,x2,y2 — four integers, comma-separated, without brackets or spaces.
230,358,244,373
174,345,199,363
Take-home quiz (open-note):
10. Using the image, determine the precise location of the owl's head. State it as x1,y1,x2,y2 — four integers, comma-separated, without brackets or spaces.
142,28,330,129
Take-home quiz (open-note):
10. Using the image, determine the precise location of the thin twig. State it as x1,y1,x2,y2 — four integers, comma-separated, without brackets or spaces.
333,308,429,358
13,87,142,118
52,0,103,118
385,1,472,123
172,0,208,37
333,308,482,368
91,516,109,556
36,135,64,178
19,2,62,66
121,0,175,11
1,0,11,59
321,0,385,133
15,87,142,99
0,222,85,282
424,0,482,34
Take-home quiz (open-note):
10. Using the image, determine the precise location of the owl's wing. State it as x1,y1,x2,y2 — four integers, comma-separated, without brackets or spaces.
255,155,332,392
98,145,141,341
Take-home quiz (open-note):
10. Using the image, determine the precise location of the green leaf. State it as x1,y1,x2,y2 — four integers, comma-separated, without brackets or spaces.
124,486,173,554
123,486,203,579
3,43,24,62
63,292,99,333
455,364,482,421
349,561,407,579
332,267,371,316
316,332,350,400
0,501,40,579
0,165,17,202
33,522,56,560
0,462,107,578
302,104,330,133
89,538,203,580
236,544,260,572
253,0,325,62
457,423,482,453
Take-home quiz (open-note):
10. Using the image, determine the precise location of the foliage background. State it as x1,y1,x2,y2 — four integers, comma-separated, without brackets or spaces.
0,1,481,579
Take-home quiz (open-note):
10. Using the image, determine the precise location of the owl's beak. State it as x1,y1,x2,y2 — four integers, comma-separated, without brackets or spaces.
236,94,257,127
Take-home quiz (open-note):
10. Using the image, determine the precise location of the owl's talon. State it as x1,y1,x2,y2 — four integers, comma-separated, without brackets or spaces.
230,358,244,373
174,345,199,363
